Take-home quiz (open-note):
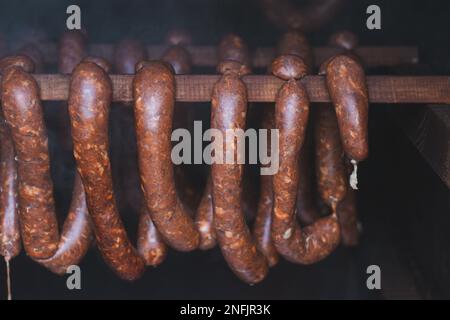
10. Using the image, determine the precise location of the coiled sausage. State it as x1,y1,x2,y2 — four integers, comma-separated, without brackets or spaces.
69,60,145,280
253,105,279,267
0,55,93,274
133,61,199,252
210,34,268,284
271,55,340,264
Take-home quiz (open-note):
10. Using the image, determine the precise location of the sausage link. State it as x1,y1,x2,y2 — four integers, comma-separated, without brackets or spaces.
323,54,369,162
336,158,360,246
314,104,347,208
133,61,199,251
210,36,268,283
271,55,340,264
0,55,94,273
1,57,59,259
137,206,167,266
0,113,20,261
69,60,145,280
253,105,279,267
276,31,314,73
296,135,321,226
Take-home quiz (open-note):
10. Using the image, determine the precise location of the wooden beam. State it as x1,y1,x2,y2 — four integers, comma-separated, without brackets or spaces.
1,75,449,104
395,105,450,188
39,43,418,68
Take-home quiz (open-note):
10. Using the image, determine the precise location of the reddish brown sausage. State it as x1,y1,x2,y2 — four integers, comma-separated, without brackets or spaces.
253,105,279,267
314,104,347,208
296,135,321,226
323,54,369,162
0,113,20,262
210,35,268,283
69,60,145,280
113,39,168,264
137,206,167,266
1,57,59,259
0,56,94,273
276,31,314,73
133,61,199,252
271,55,340,264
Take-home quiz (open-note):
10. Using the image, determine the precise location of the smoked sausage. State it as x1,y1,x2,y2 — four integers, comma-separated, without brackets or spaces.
0,55,94,274
271,55,340,264
133,61,199,252
210,34,268,284
69,60,145,280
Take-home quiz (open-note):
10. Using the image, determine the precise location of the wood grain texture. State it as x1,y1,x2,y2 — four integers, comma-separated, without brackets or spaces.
2,75,448,103
38,43,418,68
395,104,450,188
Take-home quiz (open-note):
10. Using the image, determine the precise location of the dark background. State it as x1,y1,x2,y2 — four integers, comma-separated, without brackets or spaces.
0,0,449,299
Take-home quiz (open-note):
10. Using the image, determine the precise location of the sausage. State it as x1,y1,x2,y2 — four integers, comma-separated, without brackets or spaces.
68,60,145,280
137,206,167,266
335,158,360,246
261,0,346,32
271,55,340,264
0,113,20,262
133,61,199,251
336,184,359,246
314,104,347,209
113,39,169,265
253,105,279,267
0,55,94,274
276,31,314,73
296,134,321,226
323,54,369,162
210,34,268,283
1,56,58,259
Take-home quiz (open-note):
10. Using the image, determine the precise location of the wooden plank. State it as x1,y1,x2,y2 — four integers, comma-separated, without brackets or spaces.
38,43,418,68
396,105,450,188
4,75,447,104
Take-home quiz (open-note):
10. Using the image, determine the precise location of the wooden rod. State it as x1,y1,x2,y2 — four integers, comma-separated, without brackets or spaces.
39,43,418,68
3,74,448,104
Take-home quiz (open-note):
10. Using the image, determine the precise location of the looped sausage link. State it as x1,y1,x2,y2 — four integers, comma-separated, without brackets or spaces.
0,55,93,274
0,112,20,262
210,35,268,284
253,105,279,267
69,60,145,280
271,55,340,264
113,39,168,266
133,61,200,252
323,54,369,191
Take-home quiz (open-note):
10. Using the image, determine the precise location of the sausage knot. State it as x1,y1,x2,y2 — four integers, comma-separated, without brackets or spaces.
0,55,34,74
217,60,251,77
271,54,307,80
